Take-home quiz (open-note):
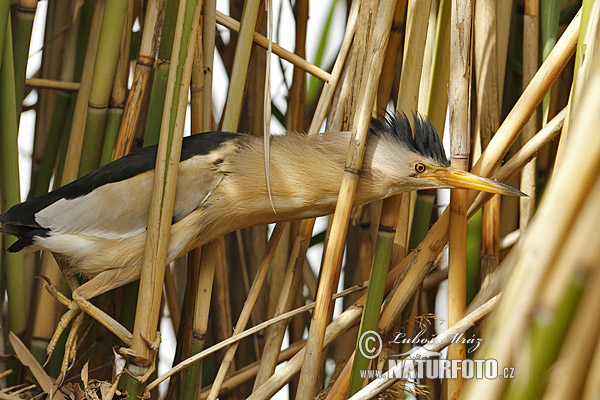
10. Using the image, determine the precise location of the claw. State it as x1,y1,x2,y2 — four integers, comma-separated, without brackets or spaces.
120,331,162,384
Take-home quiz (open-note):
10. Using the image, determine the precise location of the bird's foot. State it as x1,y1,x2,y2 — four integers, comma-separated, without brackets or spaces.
120,332,162,383
41,276,134,374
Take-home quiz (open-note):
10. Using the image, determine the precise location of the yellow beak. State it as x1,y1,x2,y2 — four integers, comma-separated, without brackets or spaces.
421,166,526,196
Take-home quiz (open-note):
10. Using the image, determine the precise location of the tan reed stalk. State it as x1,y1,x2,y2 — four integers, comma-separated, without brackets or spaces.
253,222,312,388
190,24,204,134
376,0,407,111
25,78,81,91
220,0,262,131
520,0,539,232
297,0,395,394
253,0,308,386
181,240,216,400
206,224,286,399
163,265,181,333
540,265,600,400
201,0,216,131
112,0,166,159
474,0,502,301
426,0,450,132
127,0,203,392
447,1,472,399
61,0,104,185
393,0,433,258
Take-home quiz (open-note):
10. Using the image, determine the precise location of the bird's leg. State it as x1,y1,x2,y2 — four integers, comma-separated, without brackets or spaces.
71,292,133,345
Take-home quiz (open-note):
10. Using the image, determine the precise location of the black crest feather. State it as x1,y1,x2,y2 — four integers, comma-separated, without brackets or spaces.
369,112,449,167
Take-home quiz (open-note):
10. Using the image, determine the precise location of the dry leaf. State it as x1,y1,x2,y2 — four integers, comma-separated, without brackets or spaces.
8,332,66,400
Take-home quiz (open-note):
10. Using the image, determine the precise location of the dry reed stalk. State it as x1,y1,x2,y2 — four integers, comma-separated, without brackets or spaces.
129,0,203,372
473,0,502,300
447,1,472,398
61,0,104,185
181,239,218,398
582,337,600,399
220,0,262,131
112,0,166,159
417,2,438,112
376,0,407,110
25,78,81,91
215,12,330,83
254,0,307,373
253,222,311,388
298,0,398,395
202,0,216,131
190,23,205,133
520,0,539,232
206,223,286,399
324,352,355,400
392,0,432,258
426,0,450,132
470,10,579,182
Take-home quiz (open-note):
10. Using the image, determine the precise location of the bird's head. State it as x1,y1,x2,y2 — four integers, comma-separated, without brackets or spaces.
368,113,524,196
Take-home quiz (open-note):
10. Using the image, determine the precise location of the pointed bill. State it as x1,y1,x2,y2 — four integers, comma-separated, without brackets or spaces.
422,166,526,196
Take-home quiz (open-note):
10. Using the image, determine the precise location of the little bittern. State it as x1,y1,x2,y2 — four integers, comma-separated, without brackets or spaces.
0,113,522,367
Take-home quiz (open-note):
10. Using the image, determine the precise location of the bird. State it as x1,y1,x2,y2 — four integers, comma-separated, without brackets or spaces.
0,113,522,366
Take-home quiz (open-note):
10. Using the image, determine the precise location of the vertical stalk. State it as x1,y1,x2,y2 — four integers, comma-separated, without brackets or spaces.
112,0,167,158
448,1,472,399
520,0,539,231
1,18,26,337
127,0,202,395
13,0,37,115
220,0,262,131
78,0,128,175
297,0,398,397
143,0,180,147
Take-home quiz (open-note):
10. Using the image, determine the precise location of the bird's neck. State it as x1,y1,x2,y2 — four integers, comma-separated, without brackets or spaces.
204,132,399,229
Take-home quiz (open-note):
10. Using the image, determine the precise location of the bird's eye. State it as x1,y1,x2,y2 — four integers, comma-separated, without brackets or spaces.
415,163,426,173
